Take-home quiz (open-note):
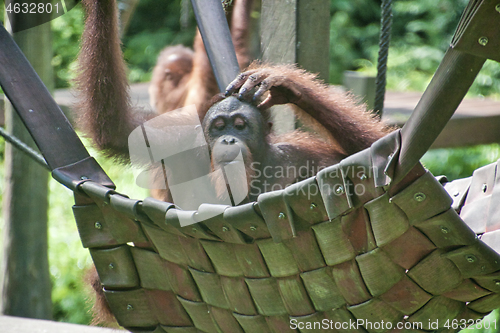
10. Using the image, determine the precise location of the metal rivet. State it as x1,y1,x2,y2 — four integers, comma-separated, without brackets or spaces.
414,192,426,202
127,304,134,311
478,36,489,46
278,212,286,219
482,183,488,192
94,222,102,230
28,109,34,113
222,226,229,232
494,280,500,286
191,227,197,233
496,4,500,13
440,226,449,234
359,173,367,180
453,191,460,197
466,255,477,263
309,203,317,210
108,263,115,269
249,225,257,231
80,176,89,180
335,185,344,195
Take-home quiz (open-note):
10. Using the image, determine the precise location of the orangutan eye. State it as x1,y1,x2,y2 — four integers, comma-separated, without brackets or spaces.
213,117,225,130
234,117,246,130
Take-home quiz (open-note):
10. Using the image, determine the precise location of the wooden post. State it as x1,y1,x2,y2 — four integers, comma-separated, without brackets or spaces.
0,5,52,319
260,0,330,134
343,71,376,111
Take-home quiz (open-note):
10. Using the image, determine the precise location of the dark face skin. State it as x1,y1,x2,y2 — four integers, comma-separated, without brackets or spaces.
203,96,270,167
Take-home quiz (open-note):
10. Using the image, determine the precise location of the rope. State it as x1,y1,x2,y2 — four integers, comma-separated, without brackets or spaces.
0,126,49,170
374,0,394,117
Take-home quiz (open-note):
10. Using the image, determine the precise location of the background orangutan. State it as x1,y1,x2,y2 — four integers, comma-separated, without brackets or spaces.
148,0,255,114
77,0,388,325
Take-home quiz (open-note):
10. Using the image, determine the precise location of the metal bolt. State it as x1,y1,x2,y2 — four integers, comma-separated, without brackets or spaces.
278,212,286,219
496,4,500,13
359,173,367,181
482,183,488,193
335,185,344,195
494,280,500,286
127,304,134,311
192,227,197,233
440,226,449,234
309,203,317,210
249,225,257,231
414,192,426,202
466,255,477,263
28,109,34,113
222,226,229,232
80,176,89,180
109,263,115,269
94,222,102,230
478,36,489,46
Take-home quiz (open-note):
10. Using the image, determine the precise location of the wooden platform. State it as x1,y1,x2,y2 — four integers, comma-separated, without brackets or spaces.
2,83,500,148
383,91,500,148
0,315,120,333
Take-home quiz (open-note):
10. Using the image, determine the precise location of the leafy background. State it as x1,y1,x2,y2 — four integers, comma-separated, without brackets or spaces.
1,0,500,329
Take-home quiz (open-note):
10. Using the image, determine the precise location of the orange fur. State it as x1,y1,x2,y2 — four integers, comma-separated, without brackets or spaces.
76,0,256,325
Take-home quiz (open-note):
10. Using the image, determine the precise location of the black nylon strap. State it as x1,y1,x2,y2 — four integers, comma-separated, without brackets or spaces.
0,24,90,171
191,0,240,92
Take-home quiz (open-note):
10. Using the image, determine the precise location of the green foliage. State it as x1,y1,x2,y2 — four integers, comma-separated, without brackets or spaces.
51,4,83,88
122,0,196,82
329,0,381,83
50,0,195,86
0,2,4,26
461,310,500,333
329,0,500,97
48,0,500,95
422,144,500,181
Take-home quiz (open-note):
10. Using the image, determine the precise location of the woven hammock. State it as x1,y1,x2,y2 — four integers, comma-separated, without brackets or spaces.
53,131,500,333
0,0,499,332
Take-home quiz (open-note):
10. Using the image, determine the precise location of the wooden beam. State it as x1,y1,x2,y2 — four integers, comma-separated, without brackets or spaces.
382,91,500,149
260,0,330,135
0,315,121,333
296,0,330,82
